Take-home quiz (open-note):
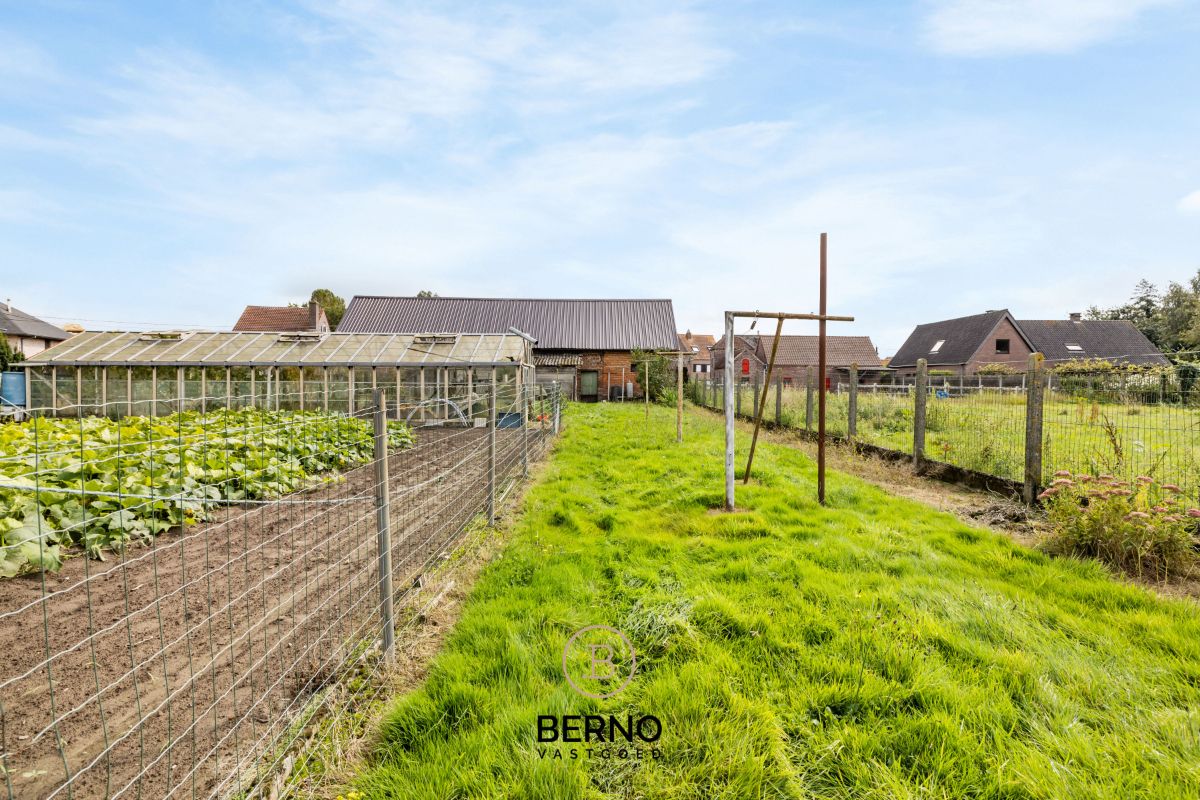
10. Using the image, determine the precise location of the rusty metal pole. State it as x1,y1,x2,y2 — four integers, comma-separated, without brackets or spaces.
744,317,783,484
818,232,828,505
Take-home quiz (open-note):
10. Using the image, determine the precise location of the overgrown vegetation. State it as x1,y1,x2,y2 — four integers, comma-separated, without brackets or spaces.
1040,471,1199,580
0,333,24,372
349,404,1200,799
0,408,414,576
1089,272,1200,357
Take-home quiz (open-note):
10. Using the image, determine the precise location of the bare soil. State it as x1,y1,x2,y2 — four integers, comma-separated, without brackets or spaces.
0,426,535,799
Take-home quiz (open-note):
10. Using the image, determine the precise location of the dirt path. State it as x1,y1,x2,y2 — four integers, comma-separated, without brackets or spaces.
0,427,534,799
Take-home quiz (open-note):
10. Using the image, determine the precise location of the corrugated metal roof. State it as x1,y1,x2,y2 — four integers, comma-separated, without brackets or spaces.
23,331,529,367
339,296,678,350
0,304,69,342
533,353,583,367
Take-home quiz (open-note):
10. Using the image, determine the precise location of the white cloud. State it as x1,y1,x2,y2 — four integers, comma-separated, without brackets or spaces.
922,0,1181,56
1178,189,1200,214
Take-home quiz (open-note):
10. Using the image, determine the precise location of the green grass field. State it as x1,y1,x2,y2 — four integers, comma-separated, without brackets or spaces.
752,385,1200,490
350,403,1200,799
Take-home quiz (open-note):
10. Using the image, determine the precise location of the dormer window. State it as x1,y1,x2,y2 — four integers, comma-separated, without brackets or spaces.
930,340,945,354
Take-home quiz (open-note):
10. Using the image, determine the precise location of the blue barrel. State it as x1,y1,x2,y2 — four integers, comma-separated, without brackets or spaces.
1,371,26,408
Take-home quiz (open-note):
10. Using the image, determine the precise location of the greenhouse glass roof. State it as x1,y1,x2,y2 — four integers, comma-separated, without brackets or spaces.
24,331,530,367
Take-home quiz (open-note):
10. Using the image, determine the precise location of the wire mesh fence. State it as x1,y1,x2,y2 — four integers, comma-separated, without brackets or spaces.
686,362,1200,503
0,381,561,799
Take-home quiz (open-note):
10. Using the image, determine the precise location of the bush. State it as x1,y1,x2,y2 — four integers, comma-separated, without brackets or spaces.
1039,472,1199,580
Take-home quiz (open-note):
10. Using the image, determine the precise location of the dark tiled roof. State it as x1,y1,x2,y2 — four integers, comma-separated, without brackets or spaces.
890,310,1025,368
339,297,678,350
1019,319,1169,365
0,304,68,341
233,304,326,332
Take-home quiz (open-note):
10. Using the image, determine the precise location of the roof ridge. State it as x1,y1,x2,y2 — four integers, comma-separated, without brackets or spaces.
349,295,673,302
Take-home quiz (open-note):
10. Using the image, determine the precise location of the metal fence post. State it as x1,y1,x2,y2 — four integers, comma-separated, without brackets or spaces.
805,367,814,430
848,363,858,440
914,359,928,466
1023,353,1045,505
488,371,497,525
372,389,395,661
552,381,561,433
522,384,530,478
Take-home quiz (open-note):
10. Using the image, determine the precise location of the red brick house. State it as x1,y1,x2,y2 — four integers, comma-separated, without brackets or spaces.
678,331,716,379
711,334,883,384
337,296,678,401
233,301,331,333
888,310,1168,377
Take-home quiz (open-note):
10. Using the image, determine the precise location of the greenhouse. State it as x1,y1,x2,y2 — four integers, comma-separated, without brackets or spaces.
20,330,534,421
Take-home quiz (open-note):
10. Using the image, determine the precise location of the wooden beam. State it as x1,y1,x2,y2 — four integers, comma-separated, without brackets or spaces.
744,317,783,484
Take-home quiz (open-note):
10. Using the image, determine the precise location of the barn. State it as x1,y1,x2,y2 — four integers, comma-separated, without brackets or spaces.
338,296,679,401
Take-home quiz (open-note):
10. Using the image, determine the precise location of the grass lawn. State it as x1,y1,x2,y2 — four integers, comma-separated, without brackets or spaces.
351,403,1200,799
726,383,1200,491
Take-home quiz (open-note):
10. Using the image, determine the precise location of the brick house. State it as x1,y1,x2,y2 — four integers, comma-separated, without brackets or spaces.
711,334,883,384
233,301,331,333
678,331,716,380
888,310,1168,377
337,296,678,401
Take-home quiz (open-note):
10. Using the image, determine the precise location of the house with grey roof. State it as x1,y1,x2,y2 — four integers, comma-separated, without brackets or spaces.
338,296,678,401
0,301,69,358
889,310,1168,377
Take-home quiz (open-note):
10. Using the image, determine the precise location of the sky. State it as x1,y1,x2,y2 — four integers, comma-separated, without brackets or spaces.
2,0,1199,356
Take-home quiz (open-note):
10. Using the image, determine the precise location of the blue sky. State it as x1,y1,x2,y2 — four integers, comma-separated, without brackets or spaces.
2,0,1199,354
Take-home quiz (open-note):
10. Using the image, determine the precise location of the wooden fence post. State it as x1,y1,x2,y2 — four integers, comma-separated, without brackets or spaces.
736,380,742,417
1023,353,1045,505
805,367,814,430
913,359,928,466
848,363,858,440
752,373,760,422
775,378,782,425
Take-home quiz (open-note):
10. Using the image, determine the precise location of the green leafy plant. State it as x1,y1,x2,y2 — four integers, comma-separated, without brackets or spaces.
0,408,414,577
1039,471,1199,580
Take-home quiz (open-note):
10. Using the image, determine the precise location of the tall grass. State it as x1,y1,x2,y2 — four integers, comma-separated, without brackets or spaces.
352,404,1200,799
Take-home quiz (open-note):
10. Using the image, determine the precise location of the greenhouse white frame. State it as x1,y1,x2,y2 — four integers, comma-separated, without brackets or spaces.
21,330,535,421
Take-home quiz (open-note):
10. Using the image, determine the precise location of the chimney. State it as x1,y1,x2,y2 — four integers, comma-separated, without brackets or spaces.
1069,312,1082,322
309,300,320,330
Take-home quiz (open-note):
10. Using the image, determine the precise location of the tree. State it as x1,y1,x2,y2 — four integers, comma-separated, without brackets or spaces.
309,289,345,329
0,334,24,372
631,349,672,401
416,290,439,298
